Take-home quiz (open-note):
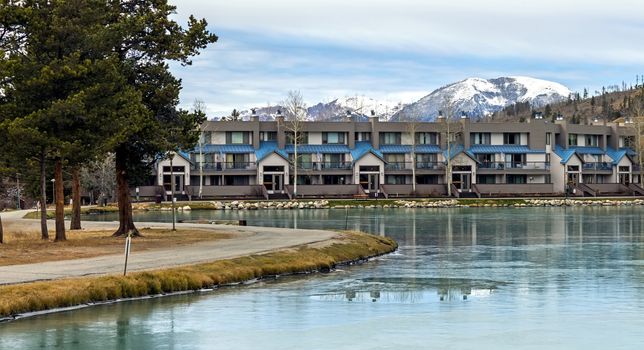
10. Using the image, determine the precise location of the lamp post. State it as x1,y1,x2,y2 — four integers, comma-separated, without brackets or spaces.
169,152,176,231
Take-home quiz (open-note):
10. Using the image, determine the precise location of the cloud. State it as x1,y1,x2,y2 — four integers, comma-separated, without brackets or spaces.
169,0,644,116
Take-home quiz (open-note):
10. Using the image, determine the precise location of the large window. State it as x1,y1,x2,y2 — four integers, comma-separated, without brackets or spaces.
384,154,405,163
226,131,250,144
201,131,212,144
385,175,407,184
585,134,599,147
477,153,494,164
322,132,345,144
568,133,578,146
503,133,520,145
380,132,401,145
416,132,438,145
470,133,491,145
507,175,527,184
355,132,371,141
286,132,309,144
260,131,276,141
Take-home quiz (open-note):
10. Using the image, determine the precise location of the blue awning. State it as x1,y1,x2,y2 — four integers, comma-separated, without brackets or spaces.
379,144,442,154
194,144,255,154
284,144,351,154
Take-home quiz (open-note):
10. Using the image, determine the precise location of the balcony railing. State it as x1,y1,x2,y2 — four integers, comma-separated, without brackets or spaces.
385,162,412,170
193,162,256,170
478,162,550,170
320,162,352,170
292,162,351,170
582,162,613,171
416,162,445,170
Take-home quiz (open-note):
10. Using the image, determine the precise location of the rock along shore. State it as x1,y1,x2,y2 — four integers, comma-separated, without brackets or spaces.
139,198,644,212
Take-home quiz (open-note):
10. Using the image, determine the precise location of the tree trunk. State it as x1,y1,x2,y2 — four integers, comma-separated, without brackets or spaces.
54,158,66,242
39,150,49,240
70,167,82,230
0,214,4,244
113,148,140,237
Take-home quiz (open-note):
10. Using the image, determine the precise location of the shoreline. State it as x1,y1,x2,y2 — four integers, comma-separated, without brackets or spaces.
0,231,397,321
20,197,644,220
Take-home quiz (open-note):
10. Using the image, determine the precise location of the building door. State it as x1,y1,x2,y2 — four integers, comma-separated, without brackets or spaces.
263,173,283,193
452,173,471,192
567,172,580,185
359,173,380,193
619,172,630,185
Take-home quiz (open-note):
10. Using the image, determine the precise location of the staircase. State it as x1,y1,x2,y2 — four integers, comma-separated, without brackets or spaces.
268,192,290,200
628,183,644,196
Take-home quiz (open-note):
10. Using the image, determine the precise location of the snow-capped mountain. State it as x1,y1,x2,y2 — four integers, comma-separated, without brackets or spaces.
235,96,405,121
391,76,571,121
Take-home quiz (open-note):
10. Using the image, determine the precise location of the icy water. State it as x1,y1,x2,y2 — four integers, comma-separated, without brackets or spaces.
2,207,644,349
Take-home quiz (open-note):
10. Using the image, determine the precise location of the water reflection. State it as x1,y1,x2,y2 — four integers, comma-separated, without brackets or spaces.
1,207,643,349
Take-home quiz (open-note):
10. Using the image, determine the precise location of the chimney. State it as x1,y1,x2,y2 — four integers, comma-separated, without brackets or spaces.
251,108,259,122
437,110,445,120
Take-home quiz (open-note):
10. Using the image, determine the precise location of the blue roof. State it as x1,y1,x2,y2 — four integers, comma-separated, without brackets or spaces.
379,144,441,154
352,141,385,163
256,141,289,162
468,145,545,154
620,147,637,157
284,144,351,154
606,147,637,165
554,145,578,164
177,151,193,163
195,144,255,154
442,144,478,163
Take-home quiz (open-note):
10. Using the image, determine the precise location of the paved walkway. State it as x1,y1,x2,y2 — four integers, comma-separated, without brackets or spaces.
0,210,338,285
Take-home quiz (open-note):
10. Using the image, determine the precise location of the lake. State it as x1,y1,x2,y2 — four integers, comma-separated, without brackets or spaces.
1,207,644,349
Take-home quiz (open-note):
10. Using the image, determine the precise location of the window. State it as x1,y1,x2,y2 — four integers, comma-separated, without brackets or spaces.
416,153,437,163
384,154,405,163
546,132,551,146
226,131,250,144
470,133,491,145
355,132,371,141
477,154,494,165
201,131,212,144
162,166,185,173
416,132,438,145
585,134,599,147
621,136,635,149
225,153,249,168
322,132,345,144
477,175,496,184
380,132,401,145
260,131,276,141
286,132,308,144
503,133,520,145
290,154,312,168
385,175,407,184
505,154,525,168
323,153,344,165
507,175,527,184
567,165,579,172
568,133,578,146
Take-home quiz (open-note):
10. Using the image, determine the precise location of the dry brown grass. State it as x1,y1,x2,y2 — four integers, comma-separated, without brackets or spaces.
0,228,232,266
0,232,397,318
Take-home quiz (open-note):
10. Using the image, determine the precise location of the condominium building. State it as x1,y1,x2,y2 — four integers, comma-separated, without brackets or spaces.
151,114,642,199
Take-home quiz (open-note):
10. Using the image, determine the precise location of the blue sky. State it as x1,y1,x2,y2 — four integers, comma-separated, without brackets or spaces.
169,0,644,117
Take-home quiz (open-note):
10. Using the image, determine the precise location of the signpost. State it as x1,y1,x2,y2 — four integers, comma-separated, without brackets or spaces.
123,232,132,276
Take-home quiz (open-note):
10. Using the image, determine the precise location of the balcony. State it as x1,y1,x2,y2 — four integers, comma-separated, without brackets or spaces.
193,162,256,171
478,162,550,171
416,162,445,170
385,162,412,170
320,162,352,170
292,162,352,170
582,162,613,171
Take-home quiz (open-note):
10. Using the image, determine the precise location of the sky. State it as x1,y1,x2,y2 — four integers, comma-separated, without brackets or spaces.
168,0,644,117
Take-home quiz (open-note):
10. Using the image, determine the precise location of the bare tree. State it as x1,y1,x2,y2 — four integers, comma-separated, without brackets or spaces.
439,100,459,197
400,112,420,194
193,99,207,199
281,90,307,198
81,154,116,206
629,105,644,185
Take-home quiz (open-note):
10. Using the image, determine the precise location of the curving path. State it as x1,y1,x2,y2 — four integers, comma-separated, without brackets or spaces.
0,209,338,285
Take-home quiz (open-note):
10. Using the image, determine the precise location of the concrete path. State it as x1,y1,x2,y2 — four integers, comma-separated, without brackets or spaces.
0,210,338,285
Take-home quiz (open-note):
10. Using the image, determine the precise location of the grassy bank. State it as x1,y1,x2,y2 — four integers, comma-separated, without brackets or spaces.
0,232,397,319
